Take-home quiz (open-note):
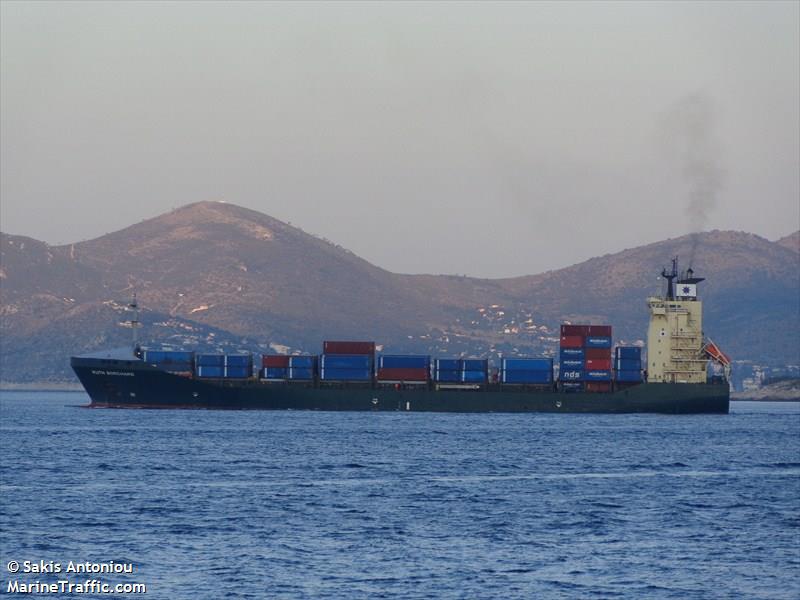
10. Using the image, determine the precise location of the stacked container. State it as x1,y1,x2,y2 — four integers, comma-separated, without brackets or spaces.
433,359,488,384
560,324,613,392
377,355,430,383
196,354,225,378
500,358,553,384
320,341,375,382
196,354,253,378
261,355,317,380
143,350,194,373
614,346,643,385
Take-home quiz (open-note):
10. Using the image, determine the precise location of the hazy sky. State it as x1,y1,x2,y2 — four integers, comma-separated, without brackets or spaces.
2,1,798,277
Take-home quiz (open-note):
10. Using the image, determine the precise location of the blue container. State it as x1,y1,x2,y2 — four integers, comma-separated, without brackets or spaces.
616,370,642,382
615,358,642,371
560,359,584,369
379,355,431,369
435,359,461,371
197,365,224,377
585,369,612,381
264,367,288,379
289,355,316,369
615,346,642,360
144,350,194,364
562,382,584,393
559,348,585,360
321,354,372,369
585,336,612,349
502,358,552,371
560,369,585,381
225,354,252,367
434,369,461,382
288,367,314,380
143,350,166,363
161,362,193,372
462,370,487,383
197,354,225,367
320,367,371,381
462,359,488,372
502,370,552,384
225,366,251,379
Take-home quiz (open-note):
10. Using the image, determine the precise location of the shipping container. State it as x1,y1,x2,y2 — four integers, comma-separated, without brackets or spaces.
615,370,642,382
263,367,287,379
320,367,372,381
559,348,585,359
197,365,224,378
585,347,612,359
262,355,290,368
615,346,642,360
585,381,612,393
588,325,612,337
585,370,612,381
377,367,429,381
560,359,584,369
615,358,642,371
561,324,591,336
560,335,584,348
323,341,375,355
159,362,193,373
561,382,585,392
435,359,461,371
433,369,461,383
560,369,584,381
224,366,251,379
462,359,488,372
585,358,611,370
378,355,430,369
501,358,552,371
289,355,316,369
462,370,487,383
143,350,194,364
502,370,552,384
288,367,314,380
196,354,225,367
320,354,372,369
585,336,612,349
225,354,252,367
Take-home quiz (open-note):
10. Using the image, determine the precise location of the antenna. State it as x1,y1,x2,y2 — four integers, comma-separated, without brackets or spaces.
128,293,140,350
661,257,678,300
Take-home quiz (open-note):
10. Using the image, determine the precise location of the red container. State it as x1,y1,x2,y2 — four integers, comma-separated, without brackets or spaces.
585,347,611,359
323,341,376,355
585,358,611,370
561,324,591,337
262,355,290,368
589,325,612,336
560,335,584,348
585,381,612,393
377,367,428,382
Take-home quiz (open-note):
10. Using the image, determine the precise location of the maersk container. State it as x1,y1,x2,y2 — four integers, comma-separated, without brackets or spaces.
323,341,375,355
585,381,612,393
320,354,372,369
144,350,194,364
264,367,288,379
262,355,289,368
502,370,552,384
435,359,461,371
462,370,487,383
197,365,224,378
197,354,225,367
320,367,371,381
289,355,316,369
585,336,612,349
225,354,252,367
288,367,314,380
585,370,612,381
559,348,585,360
378,355,430,369
585,358,611,370
588,325,612,337
225,366,251,379
560,358,584,369
615,370,642,382
615,358,641,371
501,358,552,371
560,369,584,381
560,335,584,348
434,369,461,383
561,324,590,336
462,359,488,372
585,347,612,359
615,346,642,360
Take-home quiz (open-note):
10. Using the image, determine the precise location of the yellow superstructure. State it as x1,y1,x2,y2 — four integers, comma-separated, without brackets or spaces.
646,296,708,383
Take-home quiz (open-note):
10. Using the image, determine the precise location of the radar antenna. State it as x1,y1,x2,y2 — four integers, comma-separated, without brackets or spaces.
661,257,678,300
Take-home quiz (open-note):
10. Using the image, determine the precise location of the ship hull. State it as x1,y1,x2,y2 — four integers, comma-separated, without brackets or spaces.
71,356,730,414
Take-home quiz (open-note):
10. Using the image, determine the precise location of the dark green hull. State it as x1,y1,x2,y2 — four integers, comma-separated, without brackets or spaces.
71,355,730,414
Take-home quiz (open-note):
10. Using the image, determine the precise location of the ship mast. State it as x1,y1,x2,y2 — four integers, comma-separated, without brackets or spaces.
128,293,140,352
661,257,678,300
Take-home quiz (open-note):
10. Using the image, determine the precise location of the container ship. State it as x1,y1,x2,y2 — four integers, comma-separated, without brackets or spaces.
71,260,731,414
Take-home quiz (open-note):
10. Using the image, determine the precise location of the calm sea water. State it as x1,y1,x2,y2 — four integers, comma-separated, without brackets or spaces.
0,392,798,599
